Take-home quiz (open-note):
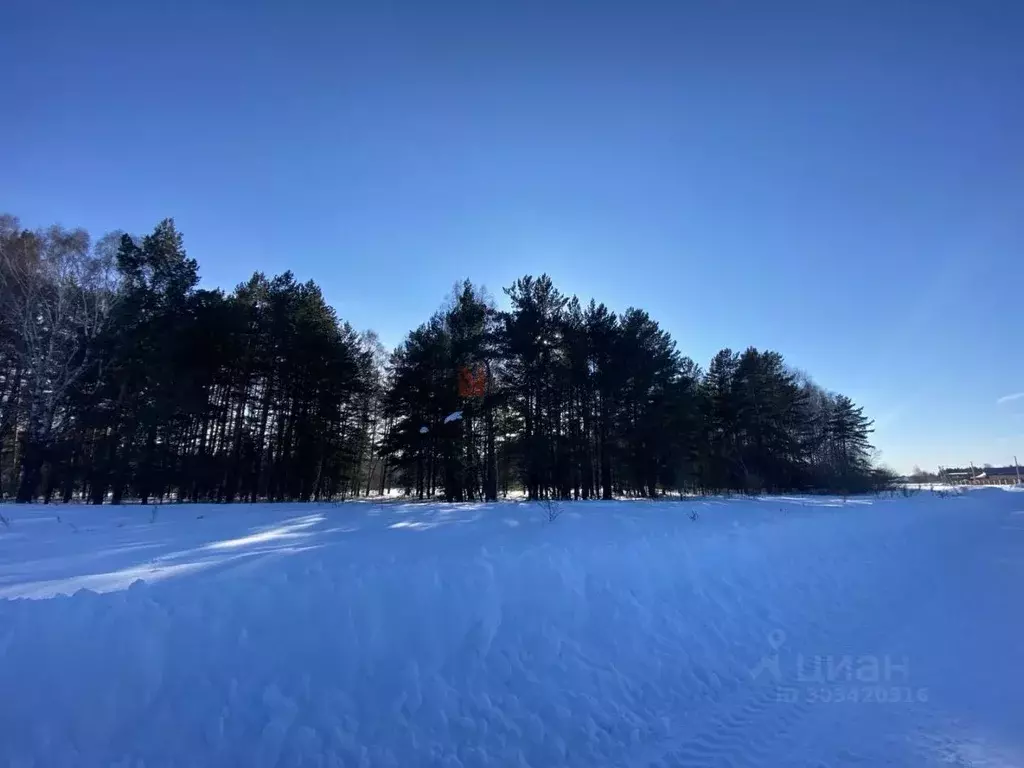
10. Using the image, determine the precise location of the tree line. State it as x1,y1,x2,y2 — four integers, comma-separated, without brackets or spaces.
1,215,880,504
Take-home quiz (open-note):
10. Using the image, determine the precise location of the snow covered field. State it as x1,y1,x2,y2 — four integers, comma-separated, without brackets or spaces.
1,490,1022,767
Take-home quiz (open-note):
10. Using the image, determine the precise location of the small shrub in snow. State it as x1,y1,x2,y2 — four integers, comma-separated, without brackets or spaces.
541,498,561,523
689,510,699,522
150,505,159,524
0,509,10,529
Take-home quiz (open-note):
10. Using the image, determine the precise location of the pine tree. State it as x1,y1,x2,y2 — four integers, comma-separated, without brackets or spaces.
828,394,875,490
3,211,882,503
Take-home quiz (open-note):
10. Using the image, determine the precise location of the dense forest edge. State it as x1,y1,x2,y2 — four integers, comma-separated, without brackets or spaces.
0,215,888,504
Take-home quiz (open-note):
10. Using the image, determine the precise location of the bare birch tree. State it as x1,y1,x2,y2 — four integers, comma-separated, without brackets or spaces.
0,216,120,501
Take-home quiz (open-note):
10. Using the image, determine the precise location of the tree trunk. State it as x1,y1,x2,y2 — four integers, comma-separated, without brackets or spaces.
599,419,612,501
16,435,45,503
484,400,497,501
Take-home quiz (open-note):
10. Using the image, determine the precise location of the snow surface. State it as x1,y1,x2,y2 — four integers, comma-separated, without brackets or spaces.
444,410,463,424
1,490,1023,767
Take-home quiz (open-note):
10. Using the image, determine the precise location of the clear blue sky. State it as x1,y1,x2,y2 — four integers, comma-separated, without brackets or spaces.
3,0,1021,472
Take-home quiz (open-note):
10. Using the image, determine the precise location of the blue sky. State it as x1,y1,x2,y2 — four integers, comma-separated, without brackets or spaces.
2,0,1021,472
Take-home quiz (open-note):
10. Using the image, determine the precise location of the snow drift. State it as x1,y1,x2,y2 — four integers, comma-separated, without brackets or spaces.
0,490,1022,767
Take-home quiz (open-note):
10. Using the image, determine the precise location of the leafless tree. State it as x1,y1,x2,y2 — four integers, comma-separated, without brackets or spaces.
0,216,121,501
355,329,390,497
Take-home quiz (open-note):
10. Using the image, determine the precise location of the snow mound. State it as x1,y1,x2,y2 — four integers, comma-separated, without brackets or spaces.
443,410,463,424
0,490,1022,766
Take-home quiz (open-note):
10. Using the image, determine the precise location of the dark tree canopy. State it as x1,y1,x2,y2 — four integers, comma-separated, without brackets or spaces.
1,215,879,503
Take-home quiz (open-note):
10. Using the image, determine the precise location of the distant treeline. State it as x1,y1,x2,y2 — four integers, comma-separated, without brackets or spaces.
0,215,881,503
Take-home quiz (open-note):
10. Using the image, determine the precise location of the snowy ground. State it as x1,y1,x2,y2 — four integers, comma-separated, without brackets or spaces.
1,490,1022,767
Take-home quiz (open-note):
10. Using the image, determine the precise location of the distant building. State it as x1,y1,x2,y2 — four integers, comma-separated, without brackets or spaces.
935,464,1022,486
970,466,1022,485
940,470,974,484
